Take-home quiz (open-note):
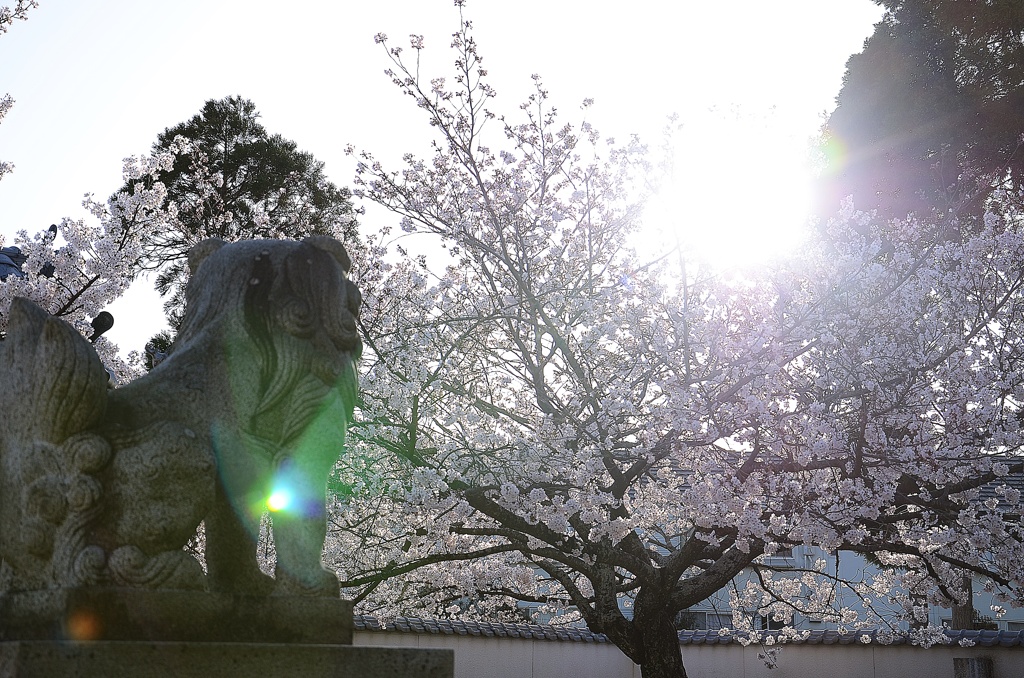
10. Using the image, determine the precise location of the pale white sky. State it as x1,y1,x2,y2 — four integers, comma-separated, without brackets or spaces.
0,0,883,352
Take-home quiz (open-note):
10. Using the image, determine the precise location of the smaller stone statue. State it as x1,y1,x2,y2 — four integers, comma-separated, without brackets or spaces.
0,236,361,597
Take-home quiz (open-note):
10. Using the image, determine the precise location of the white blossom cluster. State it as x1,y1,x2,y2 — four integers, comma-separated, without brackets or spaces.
0,2,39,180
0,145,184,381
0,0,36,35
0,93,14,181
324,9,1024,671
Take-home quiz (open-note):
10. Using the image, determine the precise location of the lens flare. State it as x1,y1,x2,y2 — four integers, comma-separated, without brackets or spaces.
819,134,848,176
66,610,101,641
267,487,293,512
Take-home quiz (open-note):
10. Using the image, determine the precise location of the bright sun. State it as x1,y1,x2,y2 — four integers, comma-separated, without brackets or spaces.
645,109,814,271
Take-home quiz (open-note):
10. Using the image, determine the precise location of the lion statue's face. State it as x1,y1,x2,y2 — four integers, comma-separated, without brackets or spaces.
179,236,361,359
176,236,362,433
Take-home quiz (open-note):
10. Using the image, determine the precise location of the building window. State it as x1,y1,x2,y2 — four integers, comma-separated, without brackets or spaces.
764,546,794,563
674,610,705,629
707,613,732,630
942,613,999,630
759,614,787,630
674,610,732,630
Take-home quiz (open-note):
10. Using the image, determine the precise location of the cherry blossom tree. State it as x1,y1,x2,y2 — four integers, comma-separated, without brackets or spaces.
0,1,38,182
0,0,159,379
0,0,35,33
0,144,187,381
326,8,1024,678
125,95,358,328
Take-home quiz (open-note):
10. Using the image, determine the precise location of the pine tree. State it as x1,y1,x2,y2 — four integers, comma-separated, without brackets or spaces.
125,95,357,326
820,1,1024,226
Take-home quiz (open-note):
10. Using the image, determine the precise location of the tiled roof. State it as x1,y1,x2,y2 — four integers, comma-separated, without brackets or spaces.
677,629,1024,648
354,616,610,643
0,246,26,280
978,467,1024,504
354,617,1024,648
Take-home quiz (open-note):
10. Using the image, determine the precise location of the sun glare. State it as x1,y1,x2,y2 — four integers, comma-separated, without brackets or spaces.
645,110,814,271
267,488,293,512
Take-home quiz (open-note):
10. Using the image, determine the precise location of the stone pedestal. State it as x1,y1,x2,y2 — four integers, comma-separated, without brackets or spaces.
0,588,353,643
0,642,453,678
0,589,453,678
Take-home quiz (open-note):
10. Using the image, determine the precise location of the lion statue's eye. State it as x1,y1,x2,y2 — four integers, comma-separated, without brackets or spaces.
278,298,314,337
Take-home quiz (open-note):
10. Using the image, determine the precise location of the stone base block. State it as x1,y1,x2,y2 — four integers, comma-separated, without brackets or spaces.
0,588,351,644
0,641,454,678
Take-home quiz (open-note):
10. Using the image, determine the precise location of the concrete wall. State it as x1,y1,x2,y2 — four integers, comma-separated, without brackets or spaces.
675,644,1019,678
354,631,640,678
354,631,1023,678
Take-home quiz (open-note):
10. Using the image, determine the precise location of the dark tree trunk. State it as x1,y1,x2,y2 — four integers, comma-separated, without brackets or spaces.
596,610,688,678
633,612,688,678
951,574,974,630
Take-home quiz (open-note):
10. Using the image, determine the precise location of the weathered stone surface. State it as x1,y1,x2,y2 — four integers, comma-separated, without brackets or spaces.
0,642,454,678
0,239,451,676
0,237,362,597
0,588,352,644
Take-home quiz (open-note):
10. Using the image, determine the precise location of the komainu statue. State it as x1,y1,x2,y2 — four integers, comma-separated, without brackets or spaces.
0,236,361,597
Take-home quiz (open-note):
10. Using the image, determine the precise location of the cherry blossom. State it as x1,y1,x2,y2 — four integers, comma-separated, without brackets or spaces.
0,1,39,181
0,1,36,35
327,7,1024,678
0,145,186,381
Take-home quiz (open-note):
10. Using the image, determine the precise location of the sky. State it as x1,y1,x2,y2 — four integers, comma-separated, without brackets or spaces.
0,0,884,354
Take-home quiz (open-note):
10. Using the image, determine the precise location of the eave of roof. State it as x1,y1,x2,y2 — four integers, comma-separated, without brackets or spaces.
354,616,1024,648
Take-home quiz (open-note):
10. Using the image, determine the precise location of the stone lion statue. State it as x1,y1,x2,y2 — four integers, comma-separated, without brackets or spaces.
0,236,361,597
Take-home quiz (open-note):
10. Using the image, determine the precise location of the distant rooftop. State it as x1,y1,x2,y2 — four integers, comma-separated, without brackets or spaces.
355,616,610,643
354,615,1024,648
0,246,26,280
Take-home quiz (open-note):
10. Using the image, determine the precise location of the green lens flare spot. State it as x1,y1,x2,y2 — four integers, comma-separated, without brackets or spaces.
267,488,293,512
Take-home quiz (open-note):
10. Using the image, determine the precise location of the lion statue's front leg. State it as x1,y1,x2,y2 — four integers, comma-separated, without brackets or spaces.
206,379,355,597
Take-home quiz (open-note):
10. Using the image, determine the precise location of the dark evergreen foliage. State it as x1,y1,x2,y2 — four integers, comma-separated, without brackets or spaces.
819,1,1024,226
125,96,357,326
